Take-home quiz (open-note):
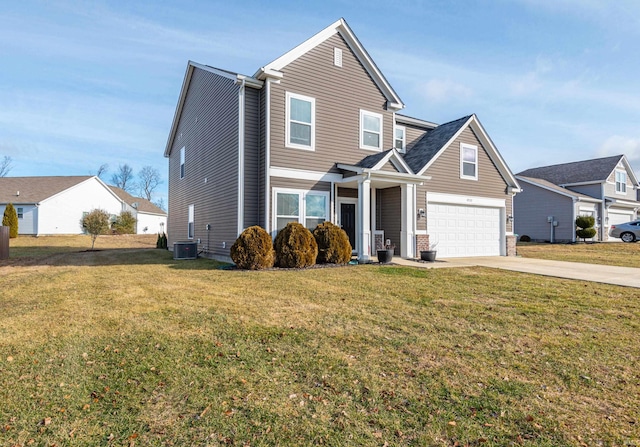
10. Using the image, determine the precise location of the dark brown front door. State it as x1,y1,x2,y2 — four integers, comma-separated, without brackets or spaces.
340,203,356,250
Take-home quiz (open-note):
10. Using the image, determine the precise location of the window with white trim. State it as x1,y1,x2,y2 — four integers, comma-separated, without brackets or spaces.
615,171,627,194
360,110,383,151
180,147,185,179
17,207,23,219
394,125,406,152
460,143,478,180
274,189,329,234
188,204,194,239
286,92,315,150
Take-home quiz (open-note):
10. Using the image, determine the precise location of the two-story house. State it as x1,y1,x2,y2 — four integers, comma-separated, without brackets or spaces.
515,155,640,242
164,18,520,262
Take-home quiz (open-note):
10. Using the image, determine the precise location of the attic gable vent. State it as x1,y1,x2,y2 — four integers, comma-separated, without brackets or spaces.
334,48,342,67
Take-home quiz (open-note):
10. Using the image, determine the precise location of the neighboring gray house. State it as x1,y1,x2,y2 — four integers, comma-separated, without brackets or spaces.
164,18,520,261
515,155,640,242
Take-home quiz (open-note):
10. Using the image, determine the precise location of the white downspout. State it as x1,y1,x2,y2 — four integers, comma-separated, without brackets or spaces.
237,78,246,236
264,79,272,234
571,198,577,243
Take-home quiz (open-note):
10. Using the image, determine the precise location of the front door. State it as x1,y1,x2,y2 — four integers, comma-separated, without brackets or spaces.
340,203,356,251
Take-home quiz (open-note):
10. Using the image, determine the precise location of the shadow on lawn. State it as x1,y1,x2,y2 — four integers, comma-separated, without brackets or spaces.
0,248,230,270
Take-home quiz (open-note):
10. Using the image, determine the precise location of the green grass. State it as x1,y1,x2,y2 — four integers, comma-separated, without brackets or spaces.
1,238,639,446
517,241,640,267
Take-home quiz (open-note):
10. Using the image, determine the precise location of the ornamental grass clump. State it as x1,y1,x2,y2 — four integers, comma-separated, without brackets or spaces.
230,226,275,270
274,222,317,268
313,221,352,264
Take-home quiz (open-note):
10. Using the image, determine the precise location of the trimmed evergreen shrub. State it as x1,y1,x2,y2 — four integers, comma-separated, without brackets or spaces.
231,226,275,270
161,233,168,249
2,203,18,238
112,211,137,234
575,215,597,241
156,233,163,248
274,222,318,268
313,221,352,264
519,235,531,242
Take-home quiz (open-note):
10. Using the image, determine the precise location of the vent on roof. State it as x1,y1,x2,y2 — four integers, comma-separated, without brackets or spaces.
334,48,342,67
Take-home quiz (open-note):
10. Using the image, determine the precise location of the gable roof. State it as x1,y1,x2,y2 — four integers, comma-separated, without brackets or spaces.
517,176,602,202
254,18,404,111
517,155,637,186
108,186,166,215
0,176,95,204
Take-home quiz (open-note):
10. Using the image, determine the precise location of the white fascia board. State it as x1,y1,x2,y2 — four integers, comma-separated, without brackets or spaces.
620,155,640,186
417,116,474,176
371,149,413,174
427,192,505,208
269,166,343,183
559,181,601,187
39,176,122,206
236,74,263,89
516,176,598,201
164,63,195,157
395,114,438,129
604,197,640,208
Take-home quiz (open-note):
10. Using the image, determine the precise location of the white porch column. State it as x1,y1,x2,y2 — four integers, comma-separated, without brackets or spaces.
357,178,371,262
400,183,416,258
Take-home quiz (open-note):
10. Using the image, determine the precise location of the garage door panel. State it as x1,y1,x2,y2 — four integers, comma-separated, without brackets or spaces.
609,210,634,226
427,202,501,258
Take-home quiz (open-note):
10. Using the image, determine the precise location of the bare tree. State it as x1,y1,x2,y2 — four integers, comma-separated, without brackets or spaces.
0,156,13,177
111,164,135,193
138,166,162,200
95,163,109,180
153,197,166,212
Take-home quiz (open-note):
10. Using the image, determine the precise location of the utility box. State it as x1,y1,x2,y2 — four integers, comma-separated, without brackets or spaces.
0,226,9,260
173,241,197,260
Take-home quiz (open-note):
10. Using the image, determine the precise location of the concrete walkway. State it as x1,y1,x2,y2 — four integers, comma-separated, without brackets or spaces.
392,256,640,289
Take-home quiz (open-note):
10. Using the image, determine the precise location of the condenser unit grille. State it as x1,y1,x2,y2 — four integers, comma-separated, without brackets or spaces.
173,241,198,260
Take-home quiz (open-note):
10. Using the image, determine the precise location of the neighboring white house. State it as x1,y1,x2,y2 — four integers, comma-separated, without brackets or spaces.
0,176,167,235
108,186,167,234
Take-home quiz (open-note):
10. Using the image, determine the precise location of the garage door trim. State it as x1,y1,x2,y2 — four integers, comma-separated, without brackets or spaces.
427,192,505,209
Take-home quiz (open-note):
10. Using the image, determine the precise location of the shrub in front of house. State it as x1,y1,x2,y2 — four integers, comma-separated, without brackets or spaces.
274,222,318,268
2,203,19,238
112,211,137,234
231,226,275,270
519,235,531,242
313,221,351,264
575,215,597,241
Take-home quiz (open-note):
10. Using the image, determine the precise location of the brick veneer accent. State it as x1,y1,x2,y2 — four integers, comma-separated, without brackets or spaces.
506,235,517,257
416,234,430,253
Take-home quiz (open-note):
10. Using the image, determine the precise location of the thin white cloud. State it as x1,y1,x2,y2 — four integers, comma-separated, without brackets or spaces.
419,79,473,103
597,135,640,162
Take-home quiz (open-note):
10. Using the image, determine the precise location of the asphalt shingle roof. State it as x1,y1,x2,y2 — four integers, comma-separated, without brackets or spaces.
517,155,624,185
354,149,392,169
108,186,166,215
516,176,601,201
403,115,471,173
0,176,93,204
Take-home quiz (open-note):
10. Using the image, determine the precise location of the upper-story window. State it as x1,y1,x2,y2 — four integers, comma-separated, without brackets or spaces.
188,204,194,239
286,92,315,151
394,126,406,153
360,110,383,151
460,143,478,180
180,147,185,179
615,170,627,194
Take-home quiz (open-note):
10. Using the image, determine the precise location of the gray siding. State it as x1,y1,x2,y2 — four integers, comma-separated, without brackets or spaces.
567,183,601,198
244,87,261,229
0,204,37,234
269,33,394,174
514,183,575,242
377,187,401,255
417,127,512,232
166,67,240,258
405,124,428,152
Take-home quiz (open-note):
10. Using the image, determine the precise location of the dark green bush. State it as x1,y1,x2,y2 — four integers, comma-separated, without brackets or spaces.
274,222,317,268
2,203,18,238
112,211,137,234
313,221,351,264
575,215,596,241
231,226,274,270
519,235,531,242
576,227,597,240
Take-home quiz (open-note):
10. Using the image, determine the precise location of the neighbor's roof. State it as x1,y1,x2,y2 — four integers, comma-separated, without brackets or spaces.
0,176,93,204
517,155,625,185
108,186,166,215
516,176,602,202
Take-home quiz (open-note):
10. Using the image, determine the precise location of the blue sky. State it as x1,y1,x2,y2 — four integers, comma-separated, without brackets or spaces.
3,0,640,204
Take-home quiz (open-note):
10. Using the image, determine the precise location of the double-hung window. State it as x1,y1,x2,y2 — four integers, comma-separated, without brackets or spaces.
187,204,194,239
460,143,478,180
615,171,627,194
286,92,315,150
17,207,23,219
180,147,185,179
274,189,329,234
360,110,383,151
394,126,406,153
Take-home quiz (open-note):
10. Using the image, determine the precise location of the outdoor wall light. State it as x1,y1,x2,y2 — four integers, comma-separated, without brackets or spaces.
507,214,514,223
418,208,425,218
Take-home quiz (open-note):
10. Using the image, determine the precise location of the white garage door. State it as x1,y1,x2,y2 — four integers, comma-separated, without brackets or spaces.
427,203,501,258
608,210,634,226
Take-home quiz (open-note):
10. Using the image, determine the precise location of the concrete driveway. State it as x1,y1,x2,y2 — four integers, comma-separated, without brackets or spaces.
392,256,640,288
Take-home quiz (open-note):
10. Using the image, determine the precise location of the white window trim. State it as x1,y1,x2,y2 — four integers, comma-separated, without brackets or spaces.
179,146,185,179
187,204,194,240
460,143,478,181
360,109,383,151
285,92,315,151
615,170,627,194
394,125,406,153
272,187,330,236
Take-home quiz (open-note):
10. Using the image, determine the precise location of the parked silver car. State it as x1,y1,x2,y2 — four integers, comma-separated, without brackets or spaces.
609,220,640,242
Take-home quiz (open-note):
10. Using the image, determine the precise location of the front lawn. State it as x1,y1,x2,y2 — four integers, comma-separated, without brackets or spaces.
517,241,640,268
1,238,638,446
